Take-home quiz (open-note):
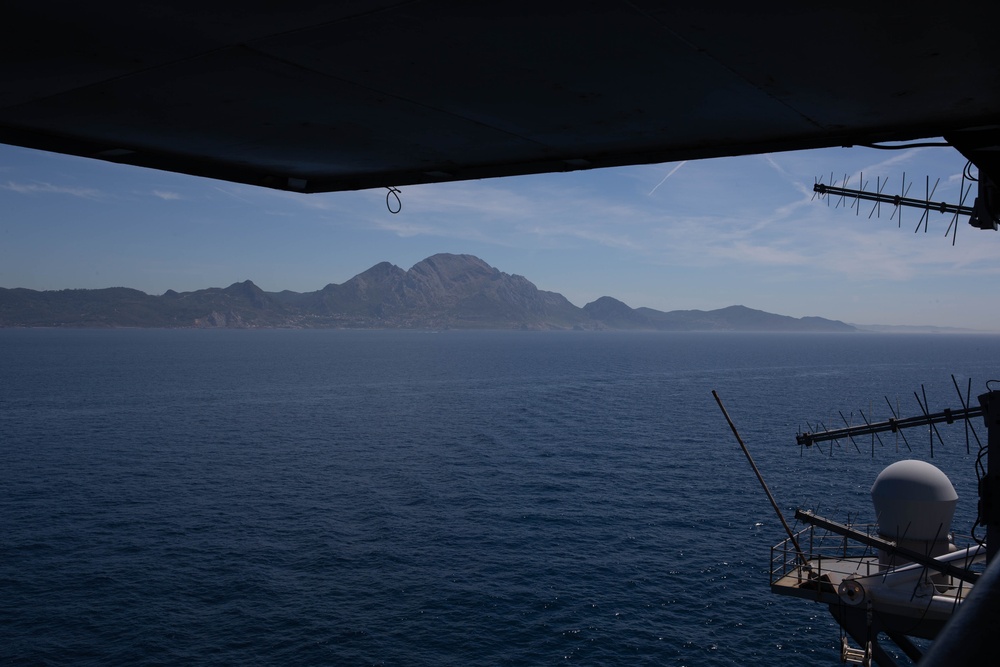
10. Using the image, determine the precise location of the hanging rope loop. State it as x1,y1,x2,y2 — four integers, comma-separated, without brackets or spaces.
385,187,402,214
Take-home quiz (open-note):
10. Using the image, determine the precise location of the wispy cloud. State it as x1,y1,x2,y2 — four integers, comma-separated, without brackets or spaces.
392,182,539,219
373,218,445,238
710,239,810,267
761,153,789,177
212,185,262,205
647,161,687,196
152,190,181,200
857,147,927,179
369,159,991,288
1,181,103,199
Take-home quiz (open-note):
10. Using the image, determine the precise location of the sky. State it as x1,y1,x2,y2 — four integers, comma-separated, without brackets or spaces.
1,141,998,330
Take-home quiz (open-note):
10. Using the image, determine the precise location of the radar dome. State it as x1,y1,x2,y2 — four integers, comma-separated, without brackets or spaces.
871,460,958,541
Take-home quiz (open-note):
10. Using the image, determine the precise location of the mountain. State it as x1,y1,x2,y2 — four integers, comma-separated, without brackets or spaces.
0,253,855,332
849,323,981,334
579,298,853,332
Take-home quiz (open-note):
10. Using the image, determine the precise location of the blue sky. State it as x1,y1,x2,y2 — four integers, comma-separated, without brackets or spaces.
1,142,997,330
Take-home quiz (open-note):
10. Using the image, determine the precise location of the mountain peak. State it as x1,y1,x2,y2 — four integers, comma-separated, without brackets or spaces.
0,254,857,331
409,254,497,282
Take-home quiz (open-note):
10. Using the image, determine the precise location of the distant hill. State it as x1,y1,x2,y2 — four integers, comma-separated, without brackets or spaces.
850,323,980,334
0,253,855,332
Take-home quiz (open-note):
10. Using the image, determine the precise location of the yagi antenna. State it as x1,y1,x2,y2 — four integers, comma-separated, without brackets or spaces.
797,379,984,459
813,169,975,244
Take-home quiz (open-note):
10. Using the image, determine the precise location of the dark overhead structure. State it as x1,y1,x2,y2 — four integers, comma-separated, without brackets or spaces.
2,1,999,195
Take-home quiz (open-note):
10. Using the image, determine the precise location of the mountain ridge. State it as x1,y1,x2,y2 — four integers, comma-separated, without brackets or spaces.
0,253,855,332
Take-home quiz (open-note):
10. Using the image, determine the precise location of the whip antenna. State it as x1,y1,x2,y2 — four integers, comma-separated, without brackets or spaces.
712,390,808,566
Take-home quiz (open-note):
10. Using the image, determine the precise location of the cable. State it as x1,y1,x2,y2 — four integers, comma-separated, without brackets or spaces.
385,187,402,214
860,141,952,150
964,161,979,182
858,141,951,151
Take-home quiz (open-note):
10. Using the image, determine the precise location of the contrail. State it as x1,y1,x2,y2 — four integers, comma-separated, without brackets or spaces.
648,161,687,195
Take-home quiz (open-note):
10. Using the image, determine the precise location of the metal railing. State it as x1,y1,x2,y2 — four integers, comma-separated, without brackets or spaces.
771,523,983,590
770,523,881,587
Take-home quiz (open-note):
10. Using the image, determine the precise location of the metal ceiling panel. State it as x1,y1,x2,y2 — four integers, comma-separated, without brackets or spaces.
1,1,998,192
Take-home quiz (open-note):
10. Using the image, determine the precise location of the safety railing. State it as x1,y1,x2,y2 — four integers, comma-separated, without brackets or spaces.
770,523,881,588
771,523,983,592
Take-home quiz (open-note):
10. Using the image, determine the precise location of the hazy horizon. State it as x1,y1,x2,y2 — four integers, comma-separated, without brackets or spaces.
3,141,998,330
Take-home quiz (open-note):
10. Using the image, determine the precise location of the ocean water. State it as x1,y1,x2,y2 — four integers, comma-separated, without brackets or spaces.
2,329,998,666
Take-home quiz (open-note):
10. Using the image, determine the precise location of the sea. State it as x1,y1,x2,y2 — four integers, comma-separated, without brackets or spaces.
2,329,998,666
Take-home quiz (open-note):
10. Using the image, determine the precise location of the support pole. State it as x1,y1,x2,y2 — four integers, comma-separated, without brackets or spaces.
713,390,807,564
978,389,1000,563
